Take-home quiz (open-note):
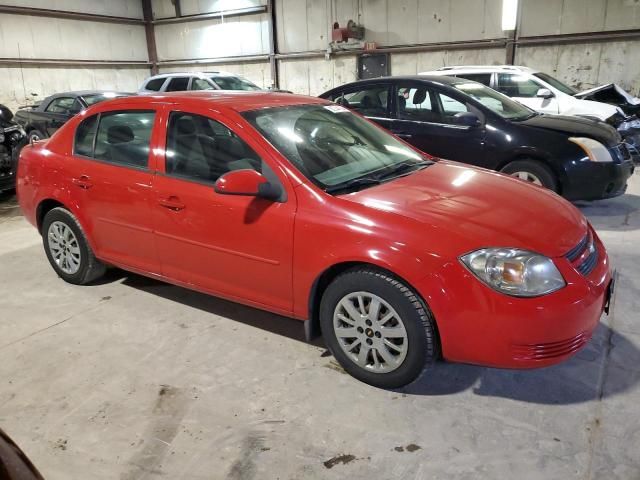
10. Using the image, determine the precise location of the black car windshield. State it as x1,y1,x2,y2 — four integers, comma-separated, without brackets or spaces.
452,82,536,120
210,75,261,91
82,93,127,106
533,72,578,95
242,104,429,192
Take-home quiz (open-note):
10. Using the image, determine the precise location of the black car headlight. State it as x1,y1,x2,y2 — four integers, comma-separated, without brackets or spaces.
460,248,565,297
569,137,613,163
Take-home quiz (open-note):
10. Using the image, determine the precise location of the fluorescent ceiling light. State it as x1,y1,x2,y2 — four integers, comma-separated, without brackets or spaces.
502,0,518,31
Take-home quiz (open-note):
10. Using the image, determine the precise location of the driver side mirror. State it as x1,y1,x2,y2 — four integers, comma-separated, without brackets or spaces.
214,169,282,201
452,112,481,127
536,88,554,99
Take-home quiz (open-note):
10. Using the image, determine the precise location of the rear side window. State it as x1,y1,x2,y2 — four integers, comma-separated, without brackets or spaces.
74,111,155,169
397,85,438,122
165,77,190,92
144,78,166,91
333,86,389,118
455,73,492,87
74,115,99,157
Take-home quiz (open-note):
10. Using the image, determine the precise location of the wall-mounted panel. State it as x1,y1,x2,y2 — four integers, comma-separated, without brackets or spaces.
158,62,271,89
0,0,143,18
0,14,148,61
0,67,149,112
154,15,269,60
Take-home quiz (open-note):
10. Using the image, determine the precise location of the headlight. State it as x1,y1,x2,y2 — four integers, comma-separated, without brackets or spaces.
460,248,565,297
568,137,613,163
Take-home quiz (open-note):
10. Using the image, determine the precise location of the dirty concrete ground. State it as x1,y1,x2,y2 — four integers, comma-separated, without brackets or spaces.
0,173,639,480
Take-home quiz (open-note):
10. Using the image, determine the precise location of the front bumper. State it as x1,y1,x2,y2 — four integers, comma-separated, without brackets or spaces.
418,229,612,369
563,158,634,201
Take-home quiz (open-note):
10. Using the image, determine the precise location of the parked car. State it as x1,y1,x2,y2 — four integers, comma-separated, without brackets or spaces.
14,91,130,143
17,91,613,388
421,65,640,158
139,72,262,93
320,76,635,200
0,104,27,193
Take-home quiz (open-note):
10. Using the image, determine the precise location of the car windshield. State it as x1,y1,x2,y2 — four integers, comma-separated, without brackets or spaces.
452,82,536,120
533,72,578,95
210,75,261,91
82,93,127,106
242,104,430,193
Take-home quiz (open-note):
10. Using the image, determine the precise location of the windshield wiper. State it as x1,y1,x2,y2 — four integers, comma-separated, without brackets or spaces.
325,176,382,194
376,160,432,180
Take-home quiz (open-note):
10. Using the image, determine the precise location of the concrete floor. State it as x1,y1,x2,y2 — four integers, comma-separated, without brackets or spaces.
0,172,639,480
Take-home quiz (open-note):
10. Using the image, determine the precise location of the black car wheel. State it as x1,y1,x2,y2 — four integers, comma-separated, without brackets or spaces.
42,207,106,285
28,130,46,143
320,267,438,388
501,159,558,192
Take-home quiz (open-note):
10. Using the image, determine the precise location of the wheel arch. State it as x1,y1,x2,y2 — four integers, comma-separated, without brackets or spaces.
305,261,441,352
36,198,66,234
497,154,566,195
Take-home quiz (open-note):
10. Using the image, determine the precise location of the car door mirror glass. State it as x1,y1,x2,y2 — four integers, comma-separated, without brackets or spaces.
536,88,554,99
452,112,481,127
214,169,280,200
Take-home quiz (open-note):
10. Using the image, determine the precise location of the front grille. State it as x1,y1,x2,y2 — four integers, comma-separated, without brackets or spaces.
512,331,592,361
565,231,598,276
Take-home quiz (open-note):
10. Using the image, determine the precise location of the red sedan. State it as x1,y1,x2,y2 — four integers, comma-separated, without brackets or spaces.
17,92,613,388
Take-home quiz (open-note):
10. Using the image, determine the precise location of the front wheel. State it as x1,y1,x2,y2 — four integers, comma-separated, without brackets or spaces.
500,159,558,192
42,207,106,285
320,267,438,388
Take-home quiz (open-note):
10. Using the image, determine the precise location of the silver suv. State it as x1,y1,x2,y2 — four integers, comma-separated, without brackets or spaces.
139,72,262,93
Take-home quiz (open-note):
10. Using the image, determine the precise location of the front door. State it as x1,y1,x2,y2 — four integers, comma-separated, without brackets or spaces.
495,73,559,114
390,83,486,166
67,109,160,272
151,109,296,313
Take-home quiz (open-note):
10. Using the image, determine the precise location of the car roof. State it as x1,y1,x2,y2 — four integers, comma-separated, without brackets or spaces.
94,91,329,113
422,65,538,74
145,71,237,80
46,90,131,99
324,75,469,91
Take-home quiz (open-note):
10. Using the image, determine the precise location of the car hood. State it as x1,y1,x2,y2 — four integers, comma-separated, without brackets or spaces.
575,83,640,106
343,161,587,258
518,113,620,146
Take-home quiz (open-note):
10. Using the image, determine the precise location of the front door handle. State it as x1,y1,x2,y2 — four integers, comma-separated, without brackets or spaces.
158,196,185,211
72,175,92,189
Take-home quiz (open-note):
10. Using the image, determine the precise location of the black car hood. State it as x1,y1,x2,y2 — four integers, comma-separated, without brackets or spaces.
518,114,620,146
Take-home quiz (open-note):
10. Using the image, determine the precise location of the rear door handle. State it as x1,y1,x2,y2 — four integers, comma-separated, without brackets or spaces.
158,196,185,211
72,175,92,189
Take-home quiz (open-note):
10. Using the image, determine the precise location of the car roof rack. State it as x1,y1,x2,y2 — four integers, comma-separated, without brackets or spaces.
436,65,522,71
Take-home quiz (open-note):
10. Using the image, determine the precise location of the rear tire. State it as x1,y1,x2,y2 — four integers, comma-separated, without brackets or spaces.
42,207,106,285
27,129,46,143
500,159,558,192
320,267,438,389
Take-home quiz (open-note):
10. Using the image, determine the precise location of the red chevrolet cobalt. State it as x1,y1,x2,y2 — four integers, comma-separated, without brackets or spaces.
17,92,613,388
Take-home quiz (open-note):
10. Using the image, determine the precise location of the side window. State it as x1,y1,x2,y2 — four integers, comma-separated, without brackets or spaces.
74,115,99,157
45,97,75,114
436,93,473,124
145,78,166,91
191,78,214,90
397,85,438,122
496,73,540,98
165,77,190,92
334,86,389,117
93,111,155,168
457,73,492,87
165,112,262,183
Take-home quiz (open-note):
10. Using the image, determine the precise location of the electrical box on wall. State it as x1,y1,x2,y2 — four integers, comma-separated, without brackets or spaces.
357,53,389,80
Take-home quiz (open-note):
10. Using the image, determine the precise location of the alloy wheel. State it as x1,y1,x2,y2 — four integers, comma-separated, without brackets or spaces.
333,291,408,373
511,171,542,186
47,221,81,274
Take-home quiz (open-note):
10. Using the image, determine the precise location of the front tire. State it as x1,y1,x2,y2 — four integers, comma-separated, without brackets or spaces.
500,159,558,192
42,207,106,285
320,267,438,388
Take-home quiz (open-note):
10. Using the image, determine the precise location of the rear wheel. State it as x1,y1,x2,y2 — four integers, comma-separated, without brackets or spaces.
500,159,558,192
320,267,438,388
27,130,46,143
42,207,106,285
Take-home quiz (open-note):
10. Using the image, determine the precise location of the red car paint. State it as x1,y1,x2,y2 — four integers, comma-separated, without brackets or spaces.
17,92,612,368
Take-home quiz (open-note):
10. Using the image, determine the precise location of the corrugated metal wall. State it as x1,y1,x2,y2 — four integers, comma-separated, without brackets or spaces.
0,0,149,112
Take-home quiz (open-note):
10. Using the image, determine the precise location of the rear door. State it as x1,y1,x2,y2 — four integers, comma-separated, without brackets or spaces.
151,107,296,313
67,108,161,272
389,82,486,164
